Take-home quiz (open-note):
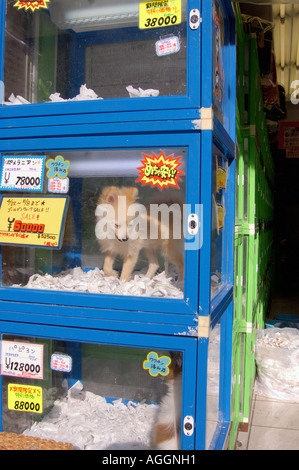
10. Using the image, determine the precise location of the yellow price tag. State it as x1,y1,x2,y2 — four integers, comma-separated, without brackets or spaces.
139,0,181,29
217,205,224,229
0,195,68,248
216,167,227,190
8,383,43,414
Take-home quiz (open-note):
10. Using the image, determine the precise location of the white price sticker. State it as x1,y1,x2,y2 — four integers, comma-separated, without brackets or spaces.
156,36,180,56
1,341,44,380
0,156,45,192
51,353,72,372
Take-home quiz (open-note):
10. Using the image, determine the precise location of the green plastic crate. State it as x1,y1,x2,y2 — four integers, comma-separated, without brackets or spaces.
230,10,275,448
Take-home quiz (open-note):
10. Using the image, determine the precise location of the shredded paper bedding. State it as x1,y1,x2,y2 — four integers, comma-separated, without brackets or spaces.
23,381,156,450
4,84,159,105
25,267,184,299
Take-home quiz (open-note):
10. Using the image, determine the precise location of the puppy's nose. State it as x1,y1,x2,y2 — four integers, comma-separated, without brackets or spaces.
117,235,128,242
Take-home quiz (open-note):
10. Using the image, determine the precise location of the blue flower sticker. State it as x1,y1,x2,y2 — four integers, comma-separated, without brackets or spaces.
46,155,70,179
143,352,171,377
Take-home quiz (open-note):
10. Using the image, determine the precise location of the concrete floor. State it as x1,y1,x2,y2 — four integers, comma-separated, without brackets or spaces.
236,395,299,450
236,294,299,451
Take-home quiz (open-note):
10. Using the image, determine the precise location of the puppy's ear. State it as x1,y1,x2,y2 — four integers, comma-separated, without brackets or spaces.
102,186,119,204
129,187,138,201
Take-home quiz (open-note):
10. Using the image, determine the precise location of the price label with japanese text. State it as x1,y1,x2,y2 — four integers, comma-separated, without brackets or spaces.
1,341,43,380
0,156,45,192
143,352,171,376
0,195,68,248
8,384,43,414
139,0,181,29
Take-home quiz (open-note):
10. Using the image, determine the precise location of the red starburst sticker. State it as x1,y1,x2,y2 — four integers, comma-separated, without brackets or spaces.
136,152,184,190
13,0,50,11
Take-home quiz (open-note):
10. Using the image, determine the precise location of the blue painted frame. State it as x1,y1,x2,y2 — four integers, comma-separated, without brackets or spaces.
0,131,202,334
196,0,235,450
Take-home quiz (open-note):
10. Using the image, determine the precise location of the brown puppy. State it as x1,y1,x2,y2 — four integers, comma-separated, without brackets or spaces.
95,186,184,282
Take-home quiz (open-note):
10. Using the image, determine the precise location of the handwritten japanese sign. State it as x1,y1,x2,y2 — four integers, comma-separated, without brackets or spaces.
48,176,69,194
1,341,43,380
136,151,184,189
46,155,70,179
0,195,68,248
0,156,45,192
143,352,171,377
139,0,181,29
8,384,43,414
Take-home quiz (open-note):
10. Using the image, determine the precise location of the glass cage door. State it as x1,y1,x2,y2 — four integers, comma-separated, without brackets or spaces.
1,332,184,450
211,145,230,298
0,148,187,301
3,0,187,105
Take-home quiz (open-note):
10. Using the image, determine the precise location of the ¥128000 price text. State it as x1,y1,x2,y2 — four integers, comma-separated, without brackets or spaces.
5,359,41,374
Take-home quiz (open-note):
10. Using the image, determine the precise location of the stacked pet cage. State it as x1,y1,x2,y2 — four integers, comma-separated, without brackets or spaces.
229,5,274,448
0,0,235,451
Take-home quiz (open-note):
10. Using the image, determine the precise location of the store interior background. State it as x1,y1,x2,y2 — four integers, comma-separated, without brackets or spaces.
233,1,299,450
239,1,299,317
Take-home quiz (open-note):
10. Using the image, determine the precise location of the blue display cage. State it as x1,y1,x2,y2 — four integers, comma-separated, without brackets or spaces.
0,0,235,450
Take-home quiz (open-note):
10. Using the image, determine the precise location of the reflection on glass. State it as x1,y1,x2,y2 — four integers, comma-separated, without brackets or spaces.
0,149,186,298
205,322,220,449
213,0,226,125
4,0,187,105
1,334,183,450
211,150,228,297
213,0,230,133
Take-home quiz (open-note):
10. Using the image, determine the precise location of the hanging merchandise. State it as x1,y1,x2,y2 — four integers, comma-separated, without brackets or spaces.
241,14,273,75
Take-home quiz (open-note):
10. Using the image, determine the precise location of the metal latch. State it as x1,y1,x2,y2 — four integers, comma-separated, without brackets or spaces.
187,213,199,236
183,415,194,436
189,9,201,30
